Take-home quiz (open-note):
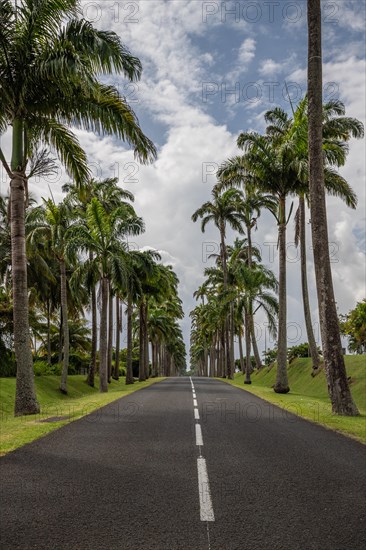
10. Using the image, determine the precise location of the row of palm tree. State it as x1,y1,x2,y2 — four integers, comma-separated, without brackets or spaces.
0,177,186,396
190,93,363,415
0,0,175,415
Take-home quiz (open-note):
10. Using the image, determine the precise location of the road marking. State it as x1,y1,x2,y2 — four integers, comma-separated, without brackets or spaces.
195,423,203,446
197,457,215,522
193,392,196,398
194,408,200,420
193,398,198,407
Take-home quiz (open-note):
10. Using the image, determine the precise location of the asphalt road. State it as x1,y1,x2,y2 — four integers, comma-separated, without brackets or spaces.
1,377,365,549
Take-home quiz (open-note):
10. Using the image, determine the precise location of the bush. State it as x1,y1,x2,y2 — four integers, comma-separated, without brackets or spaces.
33,361,62,376
287,343,321,364
0,349,16,377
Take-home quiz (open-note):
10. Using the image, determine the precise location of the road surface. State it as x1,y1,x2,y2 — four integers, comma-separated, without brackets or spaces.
1,377,365,549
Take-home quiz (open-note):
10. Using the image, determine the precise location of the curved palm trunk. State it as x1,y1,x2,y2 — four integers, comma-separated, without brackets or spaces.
139,300,146,381
307,0,358,415
59,259,69,394
87,283,97,387
11,162,39,415
113,296,120,380
274,197,290,393
299,196,321,370
107,285,113,383
126,296,134,385
244,310,252,384
99,277,109,392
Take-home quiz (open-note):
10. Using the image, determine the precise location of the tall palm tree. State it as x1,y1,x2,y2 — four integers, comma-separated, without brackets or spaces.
192,187,246,379
307,0,359,415
236,132,303,392
67,198,143,391
27,198,75,393
64,178,136,387
266,98,363,371
0,0,156,415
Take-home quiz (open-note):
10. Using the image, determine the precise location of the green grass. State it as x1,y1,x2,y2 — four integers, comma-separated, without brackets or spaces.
0,375,164,456
221,355,366,443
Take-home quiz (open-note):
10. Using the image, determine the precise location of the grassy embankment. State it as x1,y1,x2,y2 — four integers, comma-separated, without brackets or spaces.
0,376,164,455
222,355,366,443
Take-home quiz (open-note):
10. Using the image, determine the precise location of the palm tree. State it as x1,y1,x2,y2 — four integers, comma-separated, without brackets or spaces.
67,198,143,391
64,178,136,387
0,0,156,415
307,0,359,415
27,198,75,393
236,131,303,392
217,163,277,369
266,98,363,371
192,187,246,379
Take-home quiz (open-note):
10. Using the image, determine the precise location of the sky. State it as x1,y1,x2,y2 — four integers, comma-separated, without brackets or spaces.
1,0,365,360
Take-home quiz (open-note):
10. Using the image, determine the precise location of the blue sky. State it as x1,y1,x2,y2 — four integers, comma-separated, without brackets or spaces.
1,0,365,357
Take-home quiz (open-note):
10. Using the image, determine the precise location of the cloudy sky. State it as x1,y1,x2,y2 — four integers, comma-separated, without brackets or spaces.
1,0,365,358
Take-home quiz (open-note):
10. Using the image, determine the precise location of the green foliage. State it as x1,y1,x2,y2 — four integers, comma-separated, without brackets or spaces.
263,347,277,366
33,361,62,377
287,343,322,364
340,300,366,354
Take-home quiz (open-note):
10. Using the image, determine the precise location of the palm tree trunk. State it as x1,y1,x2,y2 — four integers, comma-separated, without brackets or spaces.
220,226,232,379
250,317,263,369
139,300,146,381
107,284,113,383
238,327,245,374
11,118,39,416
113,295,120,380
87,282,97,387
209,340,215,377
151,342,157,377
99,277,109,392
58,311,63,363
244,310,252,384
11,170,40,414
47,298,51,366
126,296,134,385
59,259,69,394
274,197,290,393
144,301,149,379
230,303,235,373
247,223,262,370
204,347,208,377
299,196,321,370
220,328,226,378
307,0,358,414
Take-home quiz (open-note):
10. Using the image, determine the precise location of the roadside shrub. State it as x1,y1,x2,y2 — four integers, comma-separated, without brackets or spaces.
0,349,16,377
33,361,62,376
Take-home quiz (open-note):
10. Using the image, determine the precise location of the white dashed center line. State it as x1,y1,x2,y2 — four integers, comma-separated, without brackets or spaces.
197,458,215,522
189,376,215,529
195,423,203,446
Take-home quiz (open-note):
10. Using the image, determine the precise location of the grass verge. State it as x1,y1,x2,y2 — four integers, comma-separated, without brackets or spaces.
0,375,164,456
220,356,366,444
